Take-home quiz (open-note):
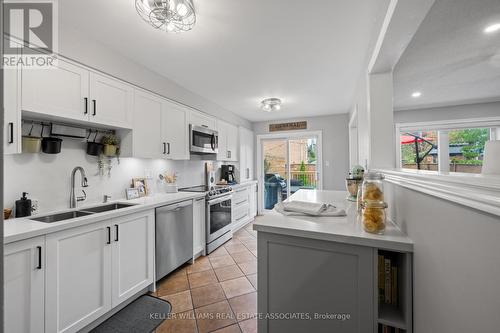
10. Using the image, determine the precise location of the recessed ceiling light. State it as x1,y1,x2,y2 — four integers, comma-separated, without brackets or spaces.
484,23,500,34
411,91,422,98
261,98,282,112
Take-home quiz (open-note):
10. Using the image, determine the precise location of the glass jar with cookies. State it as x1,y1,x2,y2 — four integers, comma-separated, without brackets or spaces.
361,172,387,234
361,200,388,234
361,172,385,202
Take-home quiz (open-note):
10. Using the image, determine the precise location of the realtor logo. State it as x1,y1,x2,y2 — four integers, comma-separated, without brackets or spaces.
3,0,58,68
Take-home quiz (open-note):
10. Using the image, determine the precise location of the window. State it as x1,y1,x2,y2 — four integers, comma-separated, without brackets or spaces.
448,128,490,173
400,130,438,171
397,119,500,174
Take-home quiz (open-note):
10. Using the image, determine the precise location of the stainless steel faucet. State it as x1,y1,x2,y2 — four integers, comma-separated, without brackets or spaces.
70,166,88,208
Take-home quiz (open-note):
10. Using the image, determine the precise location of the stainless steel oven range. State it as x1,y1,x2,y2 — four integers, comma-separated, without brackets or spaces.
179,184,233,254
206,192,232,253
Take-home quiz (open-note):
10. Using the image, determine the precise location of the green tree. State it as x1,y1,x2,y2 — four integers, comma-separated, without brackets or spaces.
307,143,316,163
299,161,308,186
449,128,489,162
264,157,271,174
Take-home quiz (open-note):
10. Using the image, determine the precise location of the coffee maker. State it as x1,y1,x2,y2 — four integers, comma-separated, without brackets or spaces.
221,165,236,184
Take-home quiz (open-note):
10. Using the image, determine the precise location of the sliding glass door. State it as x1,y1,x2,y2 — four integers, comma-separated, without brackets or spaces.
261,134,321,210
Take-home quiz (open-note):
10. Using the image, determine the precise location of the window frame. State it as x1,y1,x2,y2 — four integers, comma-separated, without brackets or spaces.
395,117,500,172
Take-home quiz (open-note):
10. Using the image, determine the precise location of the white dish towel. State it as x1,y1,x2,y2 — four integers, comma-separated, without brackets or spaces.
275,200,346,217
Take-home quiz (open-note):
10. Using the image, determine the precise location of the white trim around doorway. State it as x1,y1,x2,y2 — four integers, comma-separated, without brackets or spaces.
256,130,323,215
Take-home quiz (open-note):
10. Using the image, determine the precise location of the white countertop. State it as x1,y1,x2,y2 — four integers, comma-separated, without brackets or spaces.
253,190,413,252
4,192,205,244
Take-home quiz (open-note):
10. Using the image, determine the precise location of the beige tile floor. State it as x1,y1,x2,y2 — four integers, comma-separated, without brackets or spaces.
155,220,259,333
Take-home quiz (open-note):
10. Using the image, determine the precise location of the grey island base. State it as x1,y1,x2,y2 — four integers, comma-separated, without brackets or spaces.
254,190,413,333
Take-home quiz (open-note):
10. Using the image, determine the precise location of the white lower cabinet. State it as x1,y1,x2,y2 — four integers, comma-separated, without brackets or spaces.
193,197,206,256
111,211,155,307
45,210,154,333
45,221,112,333
232,183,258,230
4,236,45,333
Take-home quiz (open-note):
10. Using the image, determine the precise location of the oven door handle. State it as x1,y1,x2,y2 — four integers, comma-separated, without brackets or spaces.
207,195,232,206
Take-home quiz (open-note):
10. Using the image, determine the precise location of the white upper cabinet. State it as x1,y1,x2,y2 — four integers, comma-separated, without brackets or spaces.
131,89,189,160
133,89,164,159
217,121,228,161
4,236,45,333
163,101,190,160
227,122,239,161
189,110,217,129
217,120,239,161
111,211,155,307
4,57,21,155
22,59,89,122
89,72,133,128
21,58,133,129
239,126,255,182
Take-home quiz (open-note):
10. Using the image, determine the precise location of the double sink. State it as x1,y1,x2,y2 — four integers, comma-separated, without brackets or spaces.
30,203,136,223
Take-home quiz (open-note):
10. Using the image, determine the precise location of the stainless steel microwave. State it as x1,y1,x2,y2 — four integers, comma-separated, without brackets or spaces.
190,125,218,154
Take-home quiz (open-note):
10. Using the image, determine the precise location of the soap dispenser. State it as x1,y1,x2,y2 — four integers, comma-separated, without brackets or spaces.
15,192,33,218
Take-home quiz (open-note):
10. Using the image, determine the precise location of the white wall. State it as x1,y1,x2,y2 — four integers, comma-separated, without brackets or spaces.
384,182,500,332
394,101,500,124
367,72,394,169
4,138,231,213
351,74,370,169
252,114,350,191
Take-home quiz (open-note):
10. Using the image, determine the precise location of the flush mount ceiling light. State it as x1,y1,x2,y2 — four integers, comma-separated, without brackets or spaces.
261,98,282,112
135,0,196,33
484,23,500,34
411,91,422,98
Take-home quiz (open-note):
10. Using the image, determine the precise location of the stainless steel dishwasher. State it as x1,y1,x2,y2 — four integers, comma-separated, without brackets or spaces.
155,200,193,281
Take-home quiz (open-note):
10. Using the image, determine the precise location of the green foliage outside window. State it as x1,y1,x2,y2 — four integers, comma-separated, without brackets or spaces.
299,161,309,186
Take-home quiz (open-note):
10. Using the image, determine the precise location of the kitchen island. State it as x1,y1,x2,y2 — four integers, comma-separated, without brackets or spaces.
253,190,413,333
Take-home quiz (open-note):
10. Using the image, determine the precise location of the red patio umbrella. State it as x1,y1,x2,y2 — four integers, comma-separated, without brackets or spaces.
401,135,424,145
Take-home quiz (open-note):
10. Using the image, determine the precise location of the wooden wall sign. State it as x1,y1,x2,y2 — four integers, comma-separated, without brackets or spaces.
269,121,307,132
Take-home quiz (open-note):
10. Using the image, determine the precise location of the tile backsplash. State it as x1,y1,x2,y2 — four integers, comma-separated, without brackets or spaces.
4,138,236,214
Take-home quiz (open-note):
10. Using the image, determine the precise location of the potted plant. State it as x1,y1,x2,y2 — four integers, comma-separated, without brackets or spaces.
101,134,119,156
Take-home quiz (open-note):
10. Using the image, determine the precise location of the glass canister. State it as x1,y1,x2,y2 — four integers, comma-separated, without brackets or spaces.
361,172,385,202
361,200,388,234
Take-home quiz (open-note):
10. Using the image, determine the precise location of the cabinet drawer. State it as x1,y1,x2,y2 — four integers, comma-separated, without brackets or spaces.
233,187,249,204
234,203,249,222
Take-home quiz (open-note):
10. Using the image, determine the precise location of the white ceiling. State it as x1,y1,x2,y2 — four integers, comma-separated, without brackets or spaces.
59,0,389,122
394,0,500,111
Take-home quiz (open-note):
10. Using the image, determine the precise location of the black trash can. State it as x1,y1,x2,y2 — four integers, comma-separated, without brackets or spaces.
264,173,287,209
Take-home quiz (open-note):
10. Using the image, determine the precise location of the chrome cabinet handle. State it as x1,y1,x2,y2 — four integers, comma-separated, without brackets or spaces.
92,99,96,116
167,143,170,155
163,142,167,154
